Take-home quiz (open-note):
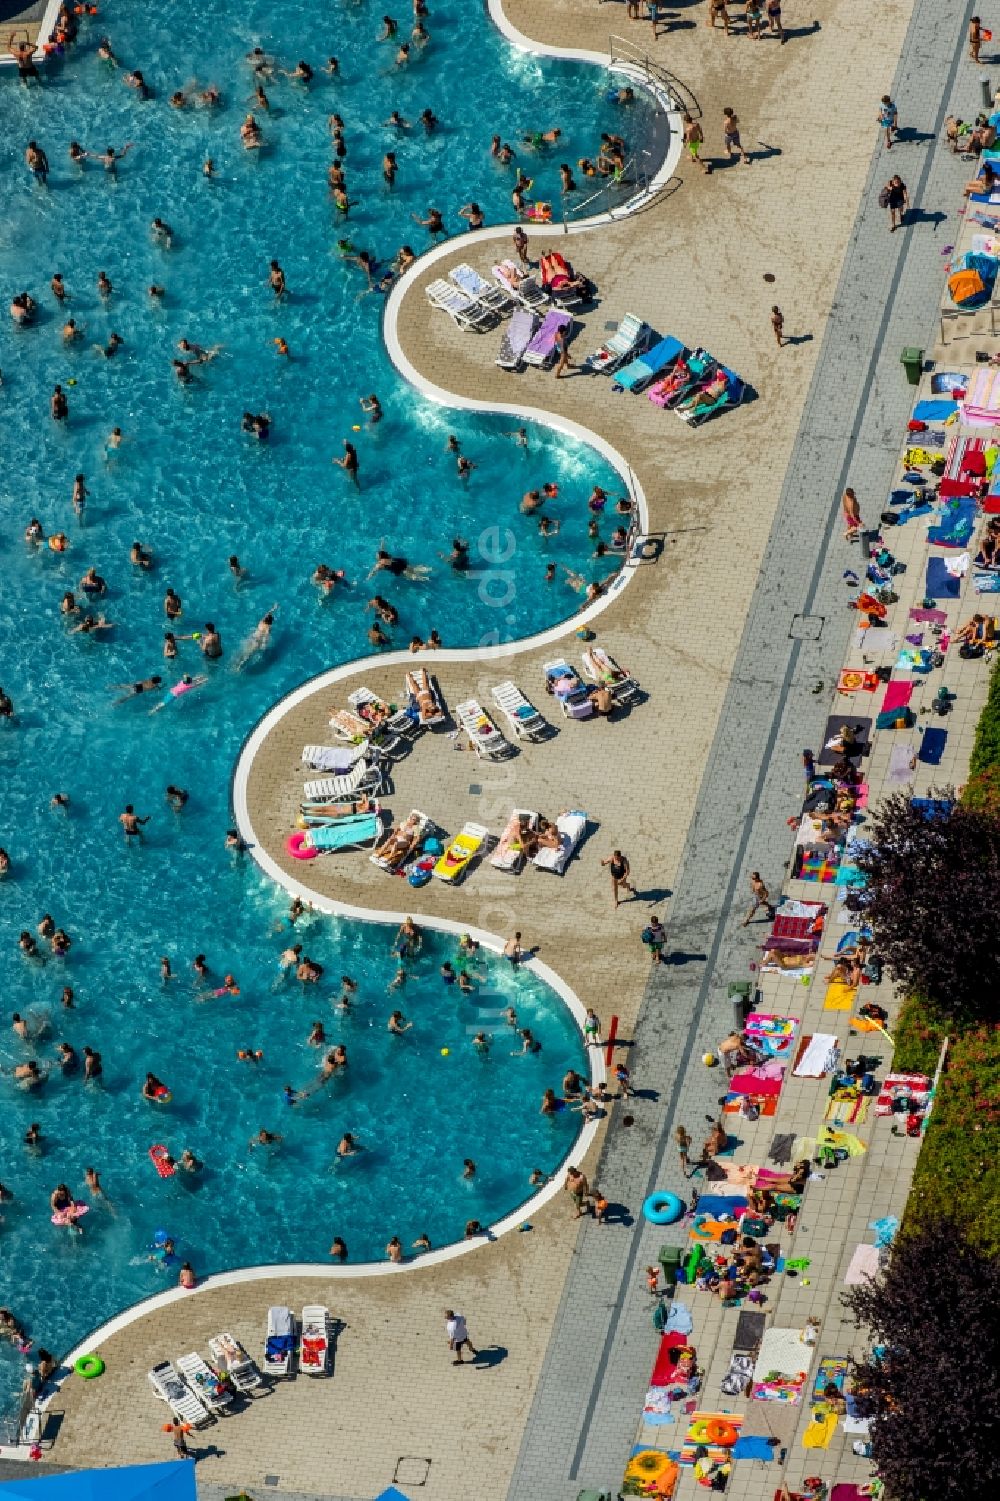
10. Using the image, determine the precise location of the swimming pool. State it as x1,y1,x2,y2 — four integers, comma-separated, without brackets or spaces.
0,0,650,1408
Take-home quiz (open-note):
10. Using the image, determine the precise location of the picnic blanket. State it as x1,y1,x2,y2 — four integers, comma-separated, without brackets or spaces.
824,980,857,1011
875,1071,931,1116
751,1328,811,1404
844,1244,881,1285
745,1013,798,1057
925,555,962,599
817,717,870,766
793,1033,839,1077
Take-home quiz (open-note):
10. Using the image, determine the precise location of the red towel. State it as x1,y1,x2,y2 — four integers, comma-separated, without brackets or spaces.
938,478,978,498
650,1332,694,1386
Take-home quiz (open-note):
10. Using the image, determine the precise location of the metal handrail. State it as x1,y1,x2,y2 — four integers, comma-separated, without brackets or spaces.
608,32,699,116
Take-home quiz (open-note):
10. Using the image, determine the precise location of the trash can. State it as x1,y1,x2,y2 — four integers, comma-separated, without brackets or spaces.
901,346,924,385
727,980,752,1030
982,76,993,111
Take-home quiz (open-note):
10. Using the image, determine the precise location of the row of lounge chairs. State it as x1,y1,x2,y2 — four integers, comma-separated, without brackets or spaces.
147,1307,332,1423
598,327,744,426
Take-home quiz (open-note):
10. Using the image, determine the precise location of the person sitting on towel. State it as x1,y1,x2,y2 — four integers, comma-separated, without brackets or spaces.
963,160,997,196
955,612,995,648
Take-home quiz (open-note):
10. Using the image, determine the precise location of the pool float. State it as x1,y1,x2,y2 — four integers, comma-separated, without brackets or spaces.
689,1421,711,1443
150,1085,172,1103
149,1144,176,1178
408,859,433,886
526,202,552,222
286,830,318,860
51,1201,88,1227
706,1419,737,1446
643,1191,684,1225
74,1353,104,1379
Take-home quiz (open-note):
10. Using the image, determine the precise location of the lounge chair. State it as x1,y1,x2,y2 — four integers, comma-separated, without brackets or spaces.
676,366,744,426
208,1333,263,1396
450,263,512,316
492,260,549,312
584,313,650,375
647,348,715,409
348,686,417,740
403,670,446,727
543,658,594,719
425,279,497,332
522,309,573,368
263,1305,297,1379
533,809,587,875
491,679,547,740
433,822,488,882
301,743,368,773
455,698,510,759
303,756,382,803
581,646,639,703
288,812,380,854
328,707,371,743
496,307,539,371
490,809,538,873
300,1306,331,1376
148,1360,213,1426
370,808,431,871
176,1352,234,1414
613,335,686,393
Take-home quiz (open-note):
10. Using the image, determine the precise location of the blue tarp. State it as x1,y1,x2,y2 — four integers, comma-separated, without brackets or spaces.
0,1461,195,1500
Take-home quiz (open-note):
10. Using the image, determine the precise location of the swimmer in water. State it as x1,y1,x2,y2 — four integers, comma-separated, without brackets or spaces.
333,440,360,486
148,674,208,713
337,976,358,1010
249,1128,282,1149
385,1236,404,1262
412,1231,431,1252
473,1032,491,1056
337,1132,360,1156
388,1009,411,1033
233,606,277,670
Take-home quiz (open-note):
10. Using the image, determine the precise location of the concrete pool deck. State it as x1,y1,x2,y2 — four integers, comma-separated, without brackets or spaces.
31,0,969,1494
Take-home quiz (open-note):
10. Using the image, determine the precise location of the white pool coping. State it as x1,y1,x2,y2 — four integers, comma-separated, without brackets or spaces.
0,0,63,66
5,20,683,1441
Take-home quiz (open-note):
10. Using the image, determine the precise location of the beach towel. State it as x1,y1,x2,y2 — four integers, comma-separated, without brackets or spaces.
793,1033,839,1077
734,1309,767,1350
876,679,913,722
690,1193,749,1218
912,399,959,420
928,497,978,547
875,1072,930,1116
651,1332,695,1386
824,981,857,1011
639,1388,678,1424
680,1412,744,1465
731,1435,776,1461
751,1328,811,1404
664,1301,694,1335
729,1064,784,1097
745,1013,798,1057
836,668,879,693
817,717,870,766
796,850,839,883
919,727,947,764
720,1353,755,1397
887,743,916,783
801,1407,839,1449
974,568,1000,591
824,1092,869,1125
813,1356,848,1399
925,555,961,599
844,1244,880,1285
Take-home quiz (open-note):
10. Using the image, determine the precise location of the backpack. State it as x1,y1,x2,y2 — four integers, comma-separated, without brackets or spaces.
878,185,891,209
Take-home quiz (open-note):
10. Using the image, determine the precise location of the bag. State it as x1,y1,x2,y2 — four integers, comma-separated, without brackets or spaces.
960,642,985,658
878,186,890,208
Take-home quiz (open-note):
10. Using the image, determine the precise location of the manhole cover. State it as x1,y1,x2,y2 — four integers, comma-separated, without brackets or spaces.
789,613,824,641
468,783,482,796
264,1478,280,1488
394,1456,432,1486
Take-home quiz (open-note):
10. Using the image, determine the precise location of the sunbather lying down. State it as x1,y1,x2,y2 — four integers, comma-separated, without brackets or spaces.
651,356,692,400
517,815,561,859
678,372,728,411
955,612,997,647
406,668,438,723
374,812,423,865
538,250,592,298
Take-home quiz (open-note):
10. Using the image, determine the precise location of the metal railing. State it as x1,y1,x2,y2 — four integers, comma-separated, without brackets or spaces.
608,32,700,117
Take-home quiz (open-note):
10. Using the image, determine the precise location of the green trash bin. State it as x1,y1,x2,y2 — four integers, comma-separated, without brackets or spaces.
901,346,924,385
659,1243,683,1281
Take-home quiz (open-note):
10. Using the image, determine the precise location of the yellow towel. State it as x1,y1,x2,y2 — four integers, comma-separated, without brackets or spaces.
801,1407,838,1450
824,980,857,1011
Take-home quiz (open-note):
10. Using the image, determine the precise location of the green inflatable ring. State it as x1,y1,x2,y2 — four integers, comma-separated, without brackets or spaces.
74,1353,104,1379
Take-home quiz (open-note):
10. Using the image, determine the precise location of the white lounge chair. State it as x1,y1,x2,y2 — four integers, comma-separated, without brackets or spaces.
542,659,594,720
496,307,539,371
303,756,382,803
584,313,650,375
301,743,368,773
533,809,587,874
425,278,496,331
455,699,510,759
491,680,547,741
370,809,431,871
208,1333,263,1396
348,686,417,739
148,1360,212,1427
492,260,549,312
490,809,538,873
300,1305,330,1376
263,1305,297,1379
580,646,639,703
403,670,446,727
176,1352,234,1414
450,263,512,316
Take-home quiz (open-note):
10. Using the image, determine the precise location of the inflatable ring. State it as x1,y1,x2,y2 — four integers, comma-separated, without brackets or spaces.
74,1353,104,1379
689,1421,711,1443
643,1191,684,1225
706,1420,737,1446
286,830,318,860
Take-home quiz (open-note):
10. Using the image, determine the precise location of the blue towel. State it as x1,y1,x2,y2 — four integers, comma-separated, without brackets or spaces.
732,1435,778,1461
691,1194,746,1218
925,556,961,599
912,399,959,420
974,568,1000,592
928,497,977,547
911,797,953,821
918,727,947,765
664,1301,694,1336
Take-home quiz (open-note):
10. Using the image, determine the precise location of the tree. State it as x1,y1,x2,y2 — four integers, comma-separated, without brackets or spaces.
847,790,1000,1023
842,1218,999,1501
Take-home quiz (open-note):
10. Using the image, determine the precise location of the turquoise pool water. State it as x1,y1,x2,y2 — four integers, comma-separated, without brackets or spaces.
0,0,644,1403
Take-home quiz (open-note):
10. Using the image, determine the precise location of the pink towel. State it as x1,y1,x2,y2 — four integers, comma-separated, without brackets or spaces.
880,680,913,715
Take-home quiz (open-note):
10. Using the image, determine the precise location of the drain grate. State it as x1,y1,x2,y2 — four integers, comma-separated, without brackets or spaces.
263,1477,280,1488
394,1456,432,1486
468,783,482,796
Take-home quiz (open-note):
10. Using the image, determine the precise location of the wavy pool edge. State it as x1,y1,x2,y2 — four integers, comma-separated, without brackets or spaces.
14,25,683,1448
